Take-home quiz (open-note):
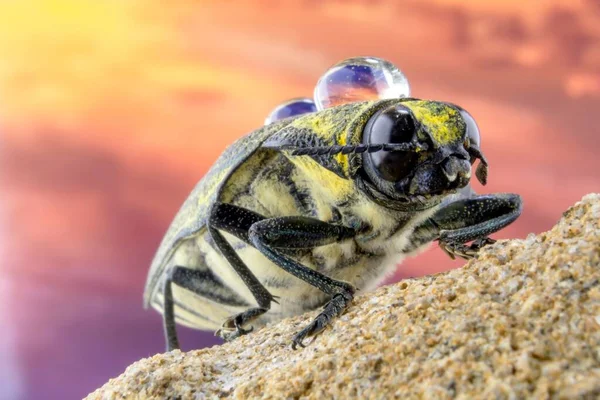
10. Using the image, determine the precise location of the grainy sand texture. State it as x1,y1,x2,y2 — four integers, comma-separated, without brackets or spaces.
87,194,600,400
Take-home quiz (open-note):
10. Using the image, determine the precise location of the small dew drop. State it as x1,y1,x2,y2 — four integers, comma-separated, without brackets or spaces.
264,97,317,125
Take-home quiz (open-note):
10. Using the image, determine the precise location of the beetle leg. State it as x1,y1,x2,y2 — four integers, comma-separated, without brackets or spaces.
209,226,275,342
439,237,497,260
208,204,278,342
435,193,521,260
410,193,521,259
247,216,358,349
210,203,358,347
162,267,180,351
162,265,252,350
291,291,353,349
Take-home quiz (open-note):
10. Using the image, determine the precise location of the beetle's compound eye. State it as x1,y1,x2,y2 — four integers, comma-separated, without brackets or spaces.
455,106,480,149
363,105,419,182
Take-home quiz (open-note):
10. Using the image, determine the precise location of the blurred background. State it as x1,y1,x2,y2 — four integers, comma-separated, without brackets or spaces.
0,0,599,399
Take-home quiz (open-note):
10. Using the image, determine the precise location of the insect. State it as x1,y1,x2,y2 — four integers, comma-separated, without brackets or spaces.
143,59,522,351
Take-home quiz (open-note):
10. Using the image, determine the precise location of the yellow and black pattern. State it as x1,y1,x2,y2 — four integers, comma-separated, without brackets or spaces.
144,98,522,348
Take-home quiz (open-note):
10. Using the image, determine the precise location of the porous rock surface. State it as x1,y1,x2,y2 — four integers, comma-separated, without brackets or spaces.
87,194,600,400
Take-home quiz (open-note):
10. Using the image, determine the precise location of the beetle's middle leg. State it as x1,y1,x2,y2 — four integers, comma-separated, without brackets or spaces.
208,226,277,341
211,202,359,349
247,216,358,349
208,204,278,342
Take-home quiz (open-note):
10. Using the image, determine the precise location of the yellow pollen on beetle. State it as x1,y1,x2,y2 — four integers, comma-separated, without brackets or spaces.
405,101,462,146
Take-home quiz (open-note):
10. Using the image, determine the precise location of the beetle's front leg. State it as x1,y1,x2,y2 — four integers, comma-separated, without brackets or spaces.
432,193,522,259
439,237,496,260
248,217,358,349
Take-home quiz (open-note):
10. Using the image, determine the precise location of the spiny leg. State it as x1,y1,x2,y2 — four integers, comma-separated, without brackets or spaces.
411,193,522,259
210,203,358,347
163,268,180,351
162,265,252,351
248,216,357,349
435,193,521,259
290,291,353,350
208,204,278,341
209,227,276,341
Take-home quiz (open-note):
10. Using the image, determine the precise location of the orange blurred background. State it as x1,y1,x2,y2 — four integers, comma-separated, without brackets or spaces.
0,1,599,398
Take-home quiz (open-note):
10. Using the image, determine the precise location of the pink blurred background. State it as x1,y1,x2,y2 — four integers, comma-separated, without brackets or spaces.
0,1,599,399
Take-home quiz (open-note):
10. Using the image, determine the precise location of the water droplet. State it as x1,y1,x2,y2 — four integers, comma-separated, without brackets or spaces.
314,57,410,110
264,98,317,125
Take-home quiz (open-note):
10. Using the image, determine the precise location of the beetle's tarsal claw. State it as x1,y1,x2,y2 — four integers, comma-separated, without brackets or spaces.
292,314,326,350
215,328,241,342
290,290,354,350
472,237,496,249
439,236,496,260
215,324,254,342
215,308,265,342
291,327,315,350
440,243,457,260
439,241,476,260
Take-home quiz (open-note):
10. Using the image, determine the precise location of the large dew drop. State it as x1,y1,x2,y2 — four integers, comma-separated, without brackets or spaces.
314,57,410,110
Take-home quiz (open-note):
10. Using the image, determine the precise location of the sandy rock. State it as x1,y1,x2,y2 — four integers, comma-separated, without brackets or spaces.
87,194,600,400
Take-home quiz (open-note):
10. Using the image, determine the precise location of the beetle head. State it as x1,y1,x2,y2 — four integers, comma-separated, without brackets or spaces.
359,99,488,206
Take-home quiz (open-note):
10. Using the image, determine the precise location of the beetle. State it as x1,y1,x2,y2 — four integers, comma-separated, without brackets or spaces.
143,97,522,351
